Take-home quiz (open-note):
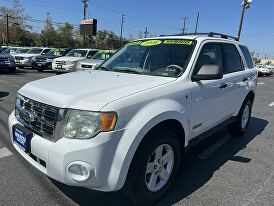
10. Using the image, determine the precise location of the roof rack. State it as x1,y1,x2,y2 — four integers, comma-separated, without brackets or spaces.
160,32,239,41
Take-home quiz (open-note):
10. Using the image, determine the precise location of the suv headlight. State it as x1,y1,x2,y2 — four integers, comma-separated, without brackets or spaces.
67,60,75,65
8,56,15,62
76,61,82,70
63,110,117,139
32,57,36,61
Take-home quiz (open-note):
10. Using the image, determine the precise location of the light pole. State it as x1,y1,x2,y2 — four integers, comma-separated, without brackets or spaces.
237,0,253,40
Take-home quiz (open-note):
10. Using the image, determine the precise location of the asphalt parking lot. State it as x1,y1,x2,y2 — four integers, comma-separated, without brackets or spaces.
0,69,274,206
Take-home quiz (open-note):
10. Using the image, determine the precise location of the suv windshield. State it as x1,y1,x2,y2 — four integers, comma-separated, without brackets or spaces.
100,39,194,77
46,49,65,56
27,48,43,54
16,48,30,53
66,49,87,57
92,51,113,60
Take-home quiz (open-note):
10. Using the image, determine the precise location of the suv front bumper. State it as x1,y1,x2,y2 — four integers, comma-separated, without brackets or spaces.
9,111,124,191
52,63,76,72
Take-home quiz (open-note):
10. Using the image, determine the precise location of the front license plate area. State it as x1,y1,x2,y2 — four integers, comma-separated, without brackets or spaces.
13,124,33,153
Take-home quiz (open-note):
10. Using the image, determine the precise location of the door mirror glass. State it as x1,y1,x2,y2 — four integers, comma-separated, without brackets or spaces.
193,65,223,81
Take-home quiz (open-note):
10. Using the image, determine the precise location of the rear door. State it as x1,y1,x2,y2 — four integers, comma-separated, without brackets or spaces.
220,43,248,115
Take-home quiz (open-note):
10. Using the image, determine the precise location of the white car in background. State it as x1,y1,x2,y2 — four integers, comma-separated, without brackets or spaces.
52,49,99,73
76,50,115,71
255,64,273,76
14,47,51,68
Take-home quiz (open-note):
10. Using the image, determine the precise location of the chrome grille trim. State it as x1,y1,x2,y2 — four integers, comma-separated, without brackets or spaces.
15,95,59,139
55,61,66,65
81,64,94,68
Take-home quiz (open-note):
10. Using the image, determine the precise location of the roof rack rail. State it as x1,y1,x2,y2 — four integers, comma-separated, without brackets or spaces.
160,32,239,41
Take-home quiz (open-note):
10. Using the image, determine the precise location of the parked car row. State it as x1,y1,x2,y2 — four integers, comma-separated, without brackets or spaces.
0,46,116,73
255,64,273,76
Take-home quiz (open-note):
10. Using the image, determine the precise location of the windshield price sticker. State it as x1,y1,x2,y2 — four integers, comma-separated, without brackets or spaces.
140,40,162,46
163,40,193,45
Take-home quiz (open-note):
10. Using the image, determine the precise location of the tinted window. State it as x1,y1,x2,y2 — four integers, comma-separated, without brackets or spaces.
222,44,243,74
87,50,98,58
239,45,254,69
194,43,222,74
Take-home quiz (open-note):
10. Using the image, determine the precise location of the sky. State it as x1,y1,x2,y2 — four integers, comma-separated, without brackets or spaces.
1,0,274,57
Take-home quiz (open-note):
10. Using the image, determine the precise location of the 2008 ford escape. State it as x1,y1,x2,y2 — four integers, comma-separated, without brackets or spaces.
9,33,256,205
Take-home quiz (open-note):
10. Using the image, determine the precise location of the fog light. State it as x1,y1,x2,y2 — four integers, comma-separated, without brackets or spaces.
66,161,94,182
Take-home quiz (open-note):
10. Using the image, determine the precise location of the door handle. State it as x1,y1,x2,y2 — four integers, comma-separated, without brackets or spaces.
242,77,248,82
219,83,228,89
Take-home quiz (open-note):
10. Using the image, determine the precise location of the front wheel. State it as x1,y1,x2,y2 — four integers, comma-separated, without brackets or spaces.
229,99,252,136
8,67,16,73
123,129,181,205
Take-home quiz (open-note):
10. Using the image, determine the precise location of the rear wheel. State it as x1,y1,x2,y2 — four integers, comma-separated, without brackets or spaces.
229,99,252,136
123,129,181,205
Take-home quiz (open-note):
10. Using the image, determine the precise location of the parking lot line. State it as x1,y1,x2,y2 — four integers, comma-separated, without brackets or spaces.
269,102,274,107
198,135,231,159
0,147,13,159
257,82,265,85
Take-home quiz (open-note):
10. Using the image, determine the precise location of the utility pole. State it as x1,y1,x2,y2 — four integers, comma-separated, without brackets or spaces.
82,0,88,47
181,17,189,34
6,13,9,46
119,14,125,47
194,12,200,34
144,27,149,38
237,0,253,40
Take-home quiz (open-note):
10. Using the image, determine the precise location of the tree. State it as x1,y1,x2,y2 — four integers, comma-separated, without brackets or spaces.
39,13,57,47
0,0,33,45
55,23,75,48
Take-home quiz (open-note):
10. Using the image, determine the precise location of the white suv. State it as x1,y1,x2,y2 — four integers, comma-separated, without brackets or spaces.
8,33,256,205
52,49,99,73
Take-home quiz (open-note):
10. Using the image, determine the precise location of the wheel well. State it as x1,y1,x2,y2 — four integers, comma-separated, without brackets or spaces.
246,90,255,104
145,119,186,151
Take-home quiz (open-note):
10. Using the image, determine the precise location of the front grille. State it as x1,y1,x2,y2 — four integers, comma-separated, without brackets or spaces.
55,61,66,65
0,58,8,62
15,56,24,60
36,58,46,63
15,95,59,139
81,64,94,69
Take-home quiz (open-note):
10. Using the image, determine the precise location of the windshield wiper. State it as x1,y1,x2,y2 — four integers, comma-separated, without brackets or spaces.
112,68,141,74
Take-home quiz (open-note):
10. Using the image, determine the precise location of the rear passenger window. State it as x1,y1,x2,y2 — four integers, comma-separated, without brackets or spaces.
194,43,222,74
239,45,254,69
222,44,243,74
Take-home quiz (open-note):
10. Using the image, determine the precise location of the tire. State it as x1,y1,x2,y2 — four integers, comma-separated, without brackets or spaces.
228,98,252,136
37,68,44,72
8,67,16,73
123,129,181,205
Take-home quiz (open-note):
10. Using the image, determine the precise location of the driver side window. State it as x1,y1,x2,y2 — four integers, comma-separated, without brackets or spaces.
194,43,222,75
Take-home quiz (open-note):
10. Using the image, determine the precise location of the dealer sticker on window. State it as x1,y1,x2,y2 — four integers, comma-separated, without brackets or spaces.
140,40,162,46
163,40,193,45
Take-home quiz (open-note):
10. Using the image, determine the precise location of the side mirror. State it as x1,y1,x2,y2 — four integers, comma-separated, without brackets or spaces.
87,55,92,59
192,65,223,81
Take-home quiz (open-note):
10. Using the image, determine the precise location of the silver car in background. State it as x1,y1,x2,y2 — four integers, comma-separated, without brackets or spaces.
76,50,115,71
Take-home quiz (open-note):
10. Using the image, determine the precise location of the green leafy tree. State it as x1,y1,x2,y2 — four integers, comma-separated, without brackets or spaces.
0,0,33,45
55,23,75,48
39,13,57,47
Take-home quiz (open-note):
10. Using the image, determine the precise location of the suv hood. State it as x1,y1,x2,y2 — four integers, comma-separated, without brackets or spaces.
54,56,86,62
13,53,40,58
18,70,176,111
